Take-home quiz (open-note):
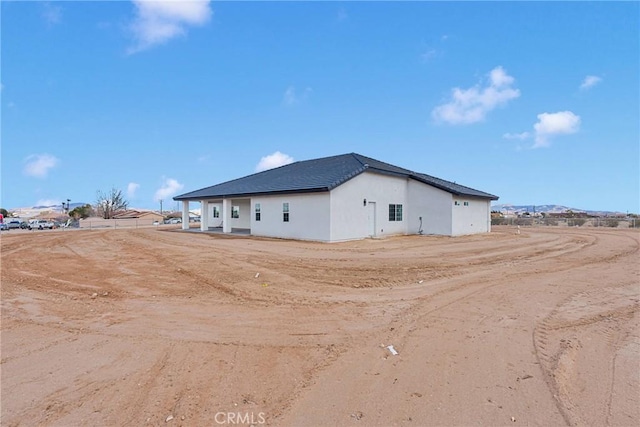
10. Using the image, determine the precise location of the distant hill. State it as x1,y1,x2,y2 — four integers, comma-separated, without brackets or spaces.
491,204,624,216
32,202,88,211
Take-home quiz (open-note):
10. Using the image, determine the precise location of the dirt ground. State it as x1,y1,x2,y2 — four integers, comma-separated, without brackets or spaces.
1,226,638,426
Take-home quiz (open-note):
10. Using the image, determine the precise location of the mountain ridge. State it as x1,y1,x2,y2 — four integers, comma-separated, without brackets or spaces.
491,204,626,216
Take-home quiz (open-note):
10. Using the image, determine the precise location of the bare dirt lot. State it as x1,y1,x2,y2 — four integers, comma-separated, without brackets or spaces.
1,226,638,426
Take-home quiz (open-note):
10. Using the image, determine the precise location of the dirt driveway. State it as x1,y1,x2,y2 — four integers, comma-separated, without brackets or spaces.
1,227,638,426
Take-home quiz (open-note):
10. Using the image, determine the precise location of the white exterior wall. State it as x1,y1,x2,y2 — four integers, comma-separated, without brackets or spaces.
206,203,223,228
451,197,491,235
251,193,331,241
407,180,453,235
329,172,408,242
229,199,251,229
188,174,491,241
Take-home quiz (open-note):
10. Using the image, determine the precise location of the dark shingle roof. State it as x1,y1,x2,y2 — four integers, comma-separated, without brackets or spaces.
174,153,498,201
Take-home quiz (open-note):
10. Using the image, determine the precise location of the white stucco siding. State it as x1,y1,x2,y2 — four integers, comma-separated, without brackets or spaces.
329,172,408,241
406,180,453,236
229,199,251,229
206,203,223,227
451,197,491,235
251,193,331,241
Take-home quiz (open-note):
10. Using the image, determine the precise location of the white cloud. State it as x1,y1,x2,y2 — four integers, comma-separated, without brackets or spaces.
41,2,62,26
154,178,184,201
532,111,581,148
503,132,531,140
283,86,312,106
580,75,602,91
127,182,140,198
23,154,59,178
127,0,212,54
432,66,520,125
255,151,294,172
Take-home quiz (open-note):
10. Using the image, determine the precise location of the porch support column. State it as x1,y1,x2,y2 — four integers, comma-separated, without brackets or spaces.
222,198,231,233
200,200,209,231
181,201,189,230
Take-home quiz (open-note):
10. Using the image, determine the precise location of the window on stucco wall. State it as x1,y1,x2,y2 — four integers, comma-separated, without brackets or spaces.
388,204,403,221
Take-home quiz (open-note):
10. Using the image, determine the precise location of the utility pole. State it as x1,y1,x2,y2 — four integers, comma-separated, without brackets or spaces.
160,200,163,216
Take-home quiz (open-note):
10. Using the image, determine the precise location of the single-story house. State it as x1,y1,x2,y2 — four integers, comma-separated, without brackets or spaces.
113,210,164,222
173,153,498,242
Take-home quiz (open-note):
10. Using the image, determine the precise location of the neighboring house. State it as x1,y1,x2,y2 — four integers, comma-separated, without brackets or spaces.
112,210,164,222
79,210,164,229
173,153,498,242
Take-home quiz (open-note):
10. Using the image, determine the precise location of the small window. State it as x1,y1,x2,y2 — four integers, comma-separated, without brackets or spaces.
454,201,460,206
255,203,261,221
463,201,469,206
283,202,289,222
232,206,239,219
213,206,220,218
389,204,403,221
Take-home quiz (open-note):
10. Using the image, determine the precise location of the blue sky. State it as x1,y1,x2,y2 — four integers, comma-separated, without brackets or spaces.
2,1,638,213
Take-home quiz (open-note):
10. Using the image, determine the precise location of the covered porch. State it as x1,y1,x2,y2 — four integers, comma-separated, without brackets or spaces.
179,198,252,234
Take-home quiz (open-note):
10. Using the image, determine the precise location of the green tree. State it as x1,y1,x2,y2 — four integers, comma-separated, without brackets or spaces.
0,208,8,218
69,204,94,219
96,188,128,219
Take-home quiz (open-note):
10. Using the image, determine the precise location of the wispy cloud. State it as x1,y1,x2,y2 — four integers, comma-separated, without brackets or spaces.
154,178,184,201
127,182,140,198
503,132,531,140
127,0,212,54
432,66,520,125
255,151,294,172
421,48,437,62
532,111,581,148
197,154,210,163
421,34,448,63
580,75,602,91
23,154,59,178
336,7,348,22
41,2,62,26
283,86,312,106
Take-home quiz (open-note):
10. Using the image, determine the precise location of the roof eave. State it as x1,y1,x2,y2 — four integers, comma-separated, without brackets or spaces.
174,187,330,201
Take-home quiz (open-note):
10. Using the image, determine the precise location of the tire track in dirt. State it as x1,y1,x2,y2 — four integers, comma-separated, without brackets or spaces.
533,284,639,426
276,229,638,426
3,228,638,426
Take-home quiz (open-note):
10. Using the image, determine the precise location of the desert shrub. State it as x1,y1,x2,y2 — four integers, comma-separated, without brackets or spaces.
492,218,508,226
569,218,586,227
606,219,619,228
543,218,558,226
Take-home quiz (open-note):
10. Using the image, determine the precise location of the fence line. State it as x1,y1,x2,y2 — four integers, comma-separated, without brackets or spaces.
78,219,182,230
492,216,638,229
